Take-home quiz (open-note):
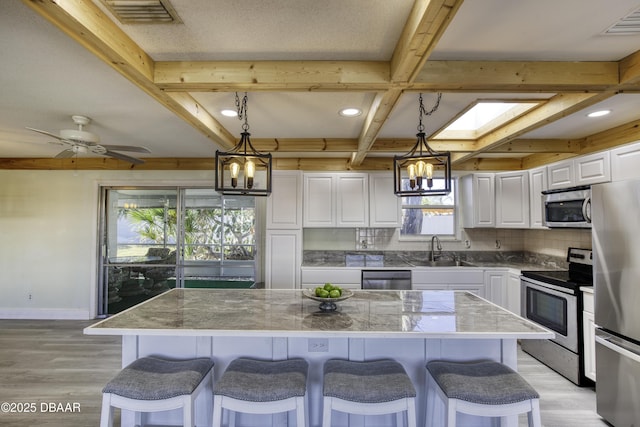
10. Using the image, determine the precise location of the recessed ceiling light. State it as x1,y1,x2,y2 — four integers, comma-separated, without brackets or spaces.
221,109,238,117
339,108,362,117
587,110,611,118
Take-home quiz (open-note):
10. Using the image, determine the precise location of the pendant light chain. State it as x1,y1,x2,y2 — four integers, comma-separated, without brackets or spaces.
234,92,250,131
417,93,442,133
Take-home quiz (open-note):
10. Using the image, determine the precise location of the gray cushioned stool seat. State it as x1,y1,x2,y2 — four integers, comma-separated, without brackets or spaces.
103,356,214,400
426,360,539,405
324,359,416,403
214,357,308,402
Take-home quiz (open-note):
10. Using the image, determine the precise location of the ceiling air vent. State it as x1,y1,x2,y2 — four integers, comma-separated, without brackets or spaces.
100,0,182,25
604,7,640,35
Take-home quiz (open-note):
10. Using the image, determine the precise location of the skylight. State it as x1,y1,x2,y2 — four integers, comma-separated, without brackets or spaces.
434,101,541,140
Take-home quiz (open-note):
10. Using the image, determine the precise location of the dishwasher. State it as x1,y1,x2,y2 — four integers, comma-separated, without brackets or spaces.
361,270,412,290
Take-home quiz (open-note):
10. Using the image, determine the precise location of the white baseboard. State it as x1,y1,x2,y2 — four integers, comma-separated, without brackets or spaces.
0,308,91,320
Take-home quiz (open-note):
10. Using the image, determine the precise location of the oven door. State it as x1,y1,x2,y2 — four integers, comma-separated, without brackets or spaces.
521,277,578,352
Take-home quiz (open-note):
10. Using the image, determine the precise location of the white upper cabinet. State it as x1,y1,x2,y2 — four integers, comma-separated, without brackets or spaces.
575,151,610,186
611,141,640,182
529,166,547,229
303,173,399,228
336,174,369,227
368,173,402,228
303,173,336,227
547,159,575,190
547,151,611,190
495,171,530,228
266,171,303,229
460,173,495,228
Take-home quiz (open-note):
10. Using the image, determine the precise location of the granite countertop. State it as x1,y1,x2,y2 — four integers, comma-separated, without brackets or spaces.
85,288,552,340
302,250,566,271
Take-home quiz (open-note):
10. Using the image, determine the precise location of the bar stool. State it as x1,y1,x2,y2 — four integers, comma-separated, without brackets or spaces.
322,358,417,427
100,356,214,427
212,357,309,427
425,360,541,427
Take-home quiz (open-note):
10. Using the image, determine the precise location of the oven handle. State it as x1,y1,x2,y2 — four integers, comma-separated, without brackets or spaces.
521,276,576,296
595,330,640,364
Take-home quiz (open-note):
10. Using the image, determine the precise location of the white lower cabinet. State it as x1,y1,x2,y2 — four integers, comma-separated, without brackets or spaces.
507,272,521,315
412,268,485,298
485,270,508,308
583,289,596,382
484,269,521,314
265,230,301,289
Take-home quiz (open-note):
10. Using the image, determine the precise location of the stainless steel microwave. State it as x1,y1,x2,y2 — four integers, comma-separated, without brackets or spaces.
542,185,591,228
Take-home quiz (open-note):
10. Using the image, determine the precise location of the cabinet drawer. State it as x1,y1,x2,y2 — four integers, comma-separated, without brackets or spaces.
412,268,484,284
301,268,362,285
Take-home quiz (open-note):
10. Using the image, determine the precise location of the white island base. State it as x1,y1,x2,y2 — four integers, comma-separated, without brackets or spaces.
85,289,552,427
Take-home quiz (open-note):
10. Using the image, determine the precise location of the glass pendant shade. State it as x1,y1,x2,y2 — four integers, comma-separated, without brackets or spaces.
215,131,272,196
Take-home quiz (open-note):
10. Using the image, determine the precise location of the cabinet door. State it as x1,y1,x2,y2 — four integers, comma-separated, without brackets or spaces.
495,171,529,228
611,141,640,182
461,173,495,228
303,174,335,227
266,171,302,229
583,310,596,381
484,270,507,308
507,273,521,315
265,230,301,289
547,160,574,190
583,290,596,381
529,167,547,229
369,173,401,228
575,151,610,186
336,174,368,227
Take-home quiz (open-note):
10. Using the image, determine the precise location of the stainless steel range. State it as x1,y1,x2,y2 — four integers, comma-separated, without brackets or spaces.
520,247,593,386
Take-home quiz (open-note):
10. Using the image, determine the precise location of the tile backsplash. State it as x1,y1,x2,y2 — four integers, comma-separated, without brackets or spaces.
304,227,591,258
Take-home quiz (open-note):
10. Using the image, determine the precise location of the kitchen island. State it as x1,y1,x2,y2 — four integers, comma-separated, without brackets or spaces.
85,288,552,427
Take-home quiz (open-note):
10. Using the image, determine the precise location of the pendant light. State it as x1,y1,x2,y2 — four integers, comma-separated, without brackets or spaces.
393,93,451,196
215,92,272,196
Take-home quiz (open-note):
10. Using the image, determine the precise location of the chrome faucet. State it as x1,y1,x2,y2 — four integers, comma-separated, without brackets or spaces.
430,235,442,261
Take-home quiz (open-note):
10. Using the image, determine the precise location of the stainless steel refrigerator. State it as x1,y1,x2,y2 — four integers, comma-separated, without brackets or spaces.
592,179,640,426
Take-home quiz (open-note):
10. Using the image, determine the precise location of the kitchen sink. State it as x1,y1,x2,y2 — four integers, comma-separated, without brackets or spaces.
410,260,474,267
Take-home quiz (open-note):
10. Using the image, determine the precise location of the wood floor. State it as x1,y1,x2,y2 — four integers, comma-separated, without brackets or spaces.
0,320,609,427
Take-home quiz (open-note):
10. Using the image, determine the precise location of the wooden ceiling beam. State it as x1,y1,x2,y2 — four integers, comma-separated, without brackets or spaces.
352,0,464,166
390,0,465,83
619,48,640,87
413,61,618,91
22,0,234,149
155,60,621,92
351,90,403,165
155,61,390,91
492,139,580,153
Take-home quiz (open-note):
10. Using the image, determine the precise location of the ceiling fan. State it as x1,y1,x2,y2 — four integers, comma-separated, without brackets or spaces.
26,115,150,165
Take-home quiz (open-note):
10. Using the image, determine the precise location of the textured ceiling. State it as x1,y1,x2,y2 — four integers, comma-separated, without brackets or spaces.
2,0,640,169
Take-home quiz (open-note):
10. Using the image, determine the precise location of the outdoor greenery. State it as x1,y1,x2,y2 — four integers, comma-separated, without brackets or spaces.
118,204,255,261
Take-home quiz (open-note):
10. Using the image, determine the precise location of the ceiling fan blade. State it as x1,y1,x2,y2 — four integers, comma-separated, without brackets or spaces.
54,149,75,159
26,127,64,141
100,145,151,153
104,150,145,165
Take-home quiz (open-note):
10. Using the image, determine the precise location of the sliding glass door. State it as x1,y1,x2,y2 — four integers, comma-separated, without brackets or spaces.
180,189,256,288
98,187,257,315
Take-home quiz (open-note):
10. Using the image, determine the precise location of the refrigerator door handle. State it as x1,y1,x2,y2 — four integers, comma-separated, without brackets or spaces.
595,331,640,364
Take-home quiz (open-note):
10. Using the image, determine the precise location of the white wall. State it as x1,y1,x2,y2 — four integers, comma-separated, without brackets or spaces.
0,169,215,319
